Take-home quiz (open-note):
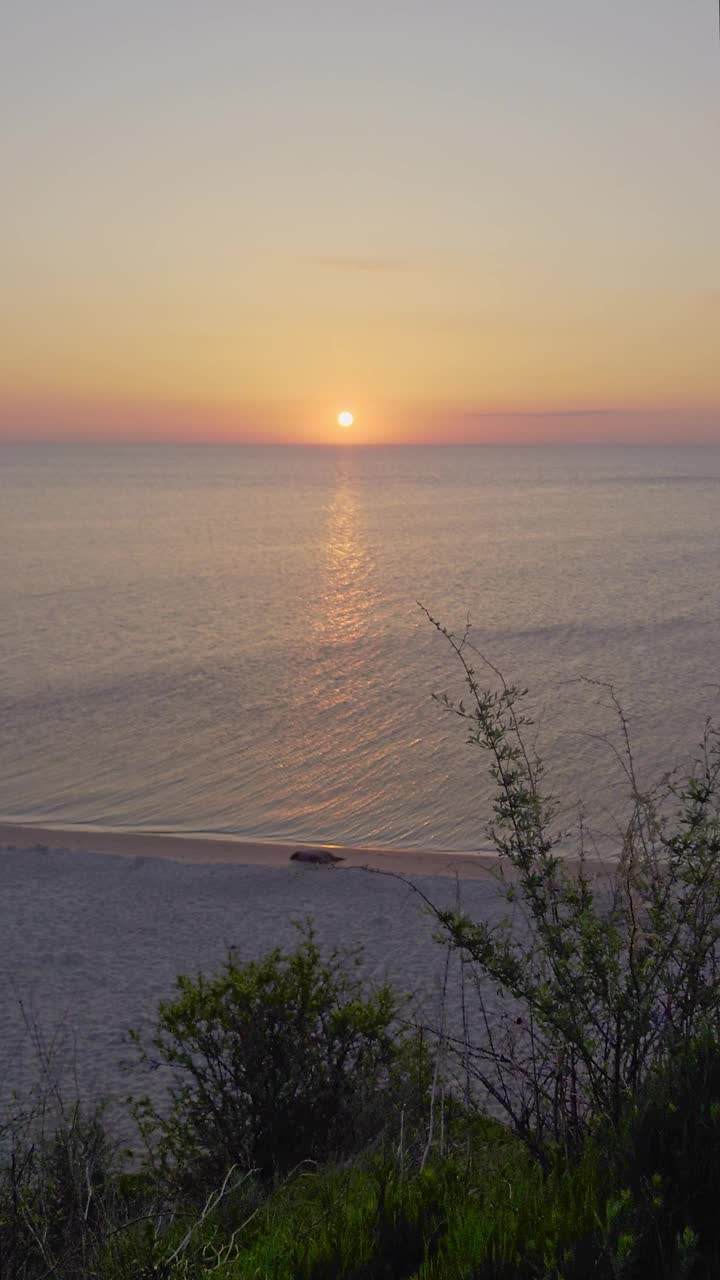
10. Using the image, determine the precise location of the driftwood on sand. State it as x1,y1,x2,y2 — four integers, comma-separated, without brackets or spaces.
290,849,345,865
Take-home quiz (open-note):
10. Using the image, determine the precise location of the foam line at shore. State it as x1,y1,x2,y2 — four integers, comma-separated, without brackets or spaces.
0,820,498,879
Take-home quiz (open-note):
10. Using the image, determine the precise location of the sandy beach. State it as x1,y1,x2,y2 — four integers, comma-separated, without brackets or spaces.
0,822,508,1146
0,821,498,877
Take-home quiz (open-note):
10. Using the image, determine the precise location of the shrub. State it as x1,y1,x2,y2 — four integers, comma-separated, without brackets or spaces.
423,608,720,1158
132,927,429,1197
0,1102,121,1280
611,1034,720,1277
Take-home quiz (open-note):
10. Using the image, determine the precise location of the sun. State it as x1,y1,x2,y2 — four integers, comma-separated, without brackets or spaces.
337,411,354,428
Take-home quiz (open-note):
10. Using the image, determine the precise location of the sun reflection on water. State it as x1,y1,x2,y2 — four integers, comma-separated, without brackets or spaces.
315,481,373,650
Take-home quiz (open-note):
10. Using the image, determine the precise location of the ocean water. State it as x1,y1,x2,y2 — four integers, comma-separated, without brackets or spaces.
2,443,719,854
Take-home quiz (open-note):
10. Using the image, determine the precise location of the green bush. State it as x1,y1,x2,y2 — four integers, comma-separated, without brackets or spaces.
0,1102,122,1280
132,928,430,1198
608,1034,720,1278
424,609,720,1158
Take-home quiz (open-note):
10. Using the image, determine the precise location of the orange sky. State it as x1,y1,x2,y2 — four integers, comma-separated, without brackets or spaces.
1,1,719,445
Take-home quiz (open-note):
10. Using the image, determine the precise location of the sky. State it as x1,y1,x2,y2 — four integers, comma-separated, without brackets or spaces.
1,0,719,445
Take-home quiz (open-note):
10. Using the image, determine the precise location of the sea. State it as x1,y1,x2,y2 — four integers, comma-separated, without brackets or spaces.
2,443,719,856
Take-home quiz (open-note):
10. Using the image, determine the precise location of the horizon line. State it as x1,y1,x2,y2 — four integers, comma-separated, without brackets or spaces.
2,438,720,449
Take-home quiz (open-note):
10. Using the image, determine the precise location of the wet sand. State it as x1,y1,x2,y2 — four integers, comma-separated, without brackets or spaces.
0,820,498,878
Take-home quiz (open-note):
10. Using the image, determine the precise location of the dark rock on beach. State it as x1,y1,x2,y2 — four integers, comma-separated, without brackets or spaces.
291,849,345,865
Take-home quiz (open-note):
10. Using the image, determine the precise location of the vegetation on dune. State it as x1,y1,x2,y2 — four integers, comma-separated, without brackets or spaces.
4,628,720,1277
5,937,720,1277
422,610,720,1159
6,1059,720,1279
130,926,430,1198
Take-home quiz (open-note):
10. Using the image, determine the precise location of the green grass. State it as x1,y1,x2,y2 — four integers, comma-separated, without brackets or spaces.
130,1129,608,1280
7,1088,720,1278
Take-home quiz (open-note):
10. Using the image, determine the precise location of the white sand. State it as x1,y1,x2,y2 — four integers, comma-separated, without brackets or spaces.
0,828,508,1147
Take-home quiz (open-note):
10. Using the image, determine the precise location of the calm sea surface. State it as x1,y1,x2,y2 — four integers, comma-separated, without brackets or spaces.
2,444,719,854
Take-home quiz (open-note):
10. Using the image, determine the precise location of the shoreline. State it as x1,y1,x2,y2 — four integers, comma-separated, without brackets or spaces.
0,819,499,880
0,820,611,1129
1,821,509,1135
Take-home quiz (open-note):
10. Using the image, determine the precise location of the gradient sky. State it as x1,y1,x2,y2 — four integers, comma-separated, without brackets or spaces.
1,0,719,444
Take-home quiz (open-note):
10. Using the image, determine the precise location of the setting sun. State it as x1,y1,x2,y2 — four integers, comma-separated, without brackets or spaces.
337,411,354,428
